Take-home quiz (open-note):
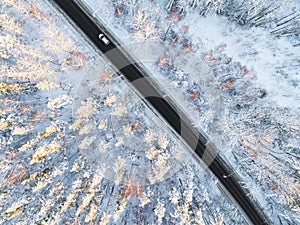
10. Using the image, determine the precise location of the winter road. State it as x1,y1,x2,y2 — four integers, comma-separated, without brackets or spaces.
52,0,269,224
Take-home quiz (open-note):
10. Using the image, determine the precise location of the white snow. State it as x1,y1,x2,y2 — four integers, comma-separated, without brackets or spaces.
79,0,300,223
1,0,299,224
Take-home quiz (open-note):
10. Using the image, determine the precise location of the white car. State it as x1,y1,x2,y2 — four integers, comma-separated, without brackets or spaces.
98,33,110,45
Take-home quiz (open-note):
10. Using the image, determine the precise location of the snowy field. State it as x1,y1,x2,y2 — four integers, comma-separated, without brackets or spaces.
0,0,299,224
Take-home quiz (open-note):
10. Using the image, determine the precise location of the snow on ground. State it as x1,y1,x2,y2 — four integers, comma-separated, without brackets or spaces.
0,0,299,224
82,0,300,224
0,0,249,224
185,14,300,110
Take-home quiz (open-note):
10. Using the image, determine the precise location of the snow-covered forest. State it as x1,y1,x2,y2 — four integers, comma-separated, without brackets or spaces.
0,0,299,224
83,0,300,223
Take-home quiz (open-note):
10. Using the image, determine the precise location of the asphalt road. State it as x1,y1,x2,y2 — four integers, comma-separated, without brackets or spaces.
52,0,270,224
